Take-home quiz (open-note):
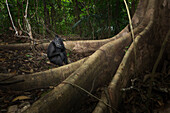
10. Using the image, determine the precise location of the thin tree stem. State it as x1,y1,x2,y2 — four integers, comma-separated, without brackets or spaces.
6,0,18,35
123,0,137,71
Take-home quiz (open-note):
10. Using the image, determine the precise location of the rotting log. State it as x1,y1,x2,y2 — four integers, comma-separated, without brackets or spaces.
93,0,170,112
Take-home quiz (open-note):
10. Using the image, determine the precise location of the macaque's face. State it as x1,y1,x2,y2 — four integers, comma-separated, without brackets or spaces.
55,35,59,38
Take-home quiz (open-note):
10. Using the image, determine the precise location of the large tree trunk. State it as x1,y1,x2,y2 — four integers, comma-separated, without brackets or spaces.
22,0,170,112
93,0,170,113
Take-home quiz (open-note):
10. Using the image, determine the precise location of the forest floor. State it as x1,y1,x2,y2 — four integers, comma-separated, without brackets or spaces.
0,34,94,113
119,59,170,113
74,58,170,113
0,34,170,113
0,34,93,74
0,49,92,75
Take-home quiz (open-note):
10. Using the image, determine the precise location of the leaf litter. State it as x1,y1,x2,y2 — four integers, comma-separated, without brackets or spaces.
119,60,170,113
0,47,93,113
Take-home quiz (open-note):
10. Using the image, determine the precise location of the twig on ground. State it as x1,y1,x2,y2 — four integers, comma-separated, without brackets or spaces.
121,78,138,91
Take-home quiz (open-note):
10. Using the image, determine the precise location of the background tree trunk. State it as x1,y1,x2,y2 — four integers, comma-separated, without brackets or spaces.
114,0,121,34
43,0,50,34
131,0,136,16
73,0,82,36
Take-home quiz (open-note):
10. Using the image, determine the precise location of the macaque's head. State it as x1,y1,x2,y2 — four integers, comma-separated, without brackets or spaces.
55,34,60,38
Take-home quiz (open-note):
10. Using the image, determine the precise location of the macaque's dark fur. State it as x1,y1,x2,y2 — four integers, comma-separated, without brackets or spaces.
47,35,68,66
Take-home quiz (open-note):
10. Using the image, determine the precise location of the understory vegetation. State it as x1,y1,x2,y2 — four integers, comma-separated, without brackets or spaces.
0,0,137,40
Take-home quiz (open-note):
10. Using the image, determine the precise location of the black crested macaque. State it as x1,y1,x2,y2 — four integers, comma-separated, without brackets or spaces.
47,35,68,66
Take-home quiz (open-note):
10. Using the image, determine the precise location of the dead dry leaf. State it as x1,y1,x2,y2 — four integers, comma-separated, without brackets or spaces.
0,58,6,62
12,96,30,102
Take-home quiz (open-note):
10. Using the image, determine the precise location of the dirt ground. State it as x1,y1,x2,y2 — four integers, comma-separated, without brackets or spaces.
0,48,92,75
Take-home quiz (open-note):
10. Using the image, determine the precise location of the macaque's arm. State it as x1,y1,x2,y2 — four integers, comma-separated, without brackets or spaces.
47,43,55,58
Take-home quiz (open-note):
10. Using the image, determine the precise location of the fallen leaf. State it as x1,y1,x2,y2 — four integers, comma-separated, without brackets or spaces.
0,58,5,62
12,96,30,102
158,100,164,106
46,61,51,64
19,67,32,73
10,70,17,75
30,69,34,73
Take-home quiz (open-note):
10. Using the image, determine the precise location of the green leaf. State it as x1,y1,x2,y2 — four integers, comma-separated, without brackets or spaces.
67,53,70,57
72,20,82,29
125,46,129,49
26,54,32,57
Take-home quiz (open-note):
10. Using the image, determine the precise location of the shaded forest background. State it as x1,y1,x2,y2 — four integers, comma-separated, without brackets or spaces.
0,0,137,40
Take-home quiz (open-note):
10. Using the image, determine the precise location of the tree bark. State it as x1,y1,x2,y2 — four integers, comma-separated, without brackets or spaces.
73,0,82,36
107,0,111,37
0,58,87,91
43,0,50,34
131,0,136,17
50,3,55,31
17,0,20,29
114,0,121,34
93,0,170,112
43,0,47,26
24,30,133,113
